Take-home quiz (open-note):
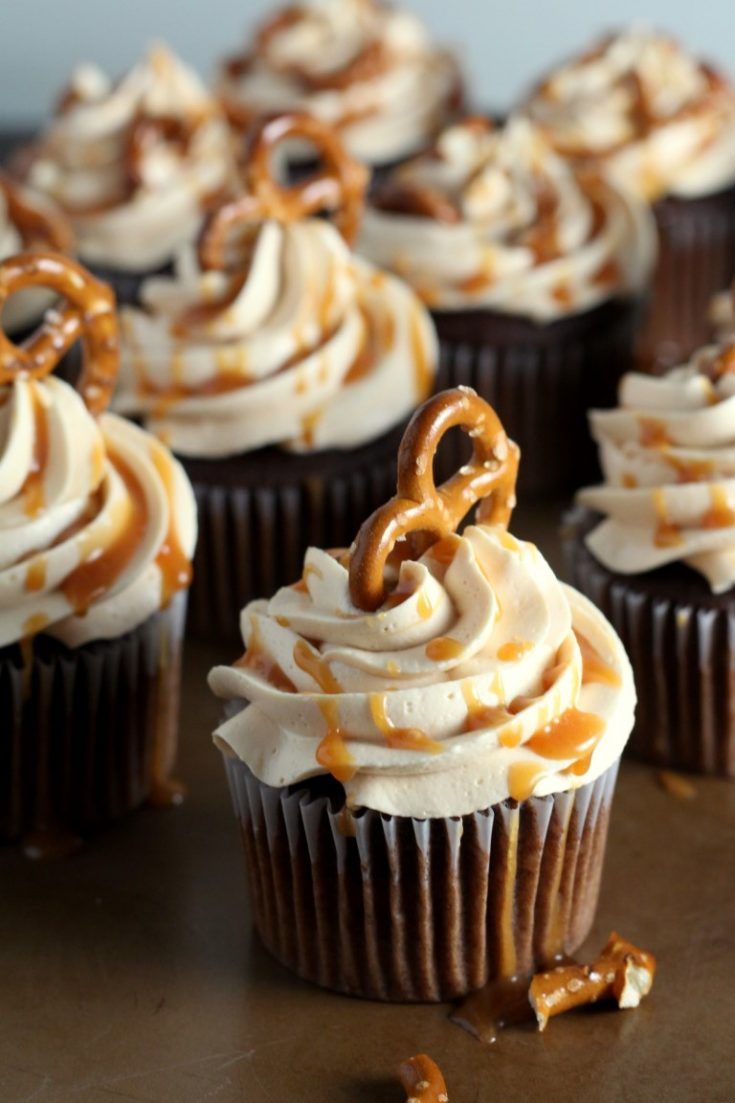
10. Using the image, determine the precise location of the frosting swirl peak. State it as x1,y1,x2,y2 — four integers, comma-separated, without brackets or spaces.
360,116,654,317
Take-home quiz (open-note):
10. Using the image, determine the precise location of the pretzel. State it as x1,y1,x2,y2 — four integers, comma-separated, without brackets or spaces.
0,173,74,254
349,387,519,611
398,1055,448,1103
198,111,369,269
0,251,118,416
125,112,199,190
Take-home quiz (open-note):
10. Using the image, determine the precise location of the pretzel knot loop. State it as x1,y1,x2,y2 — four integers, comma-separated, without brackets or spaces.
198,111,369,269
0,251,119,416
348,388,520,611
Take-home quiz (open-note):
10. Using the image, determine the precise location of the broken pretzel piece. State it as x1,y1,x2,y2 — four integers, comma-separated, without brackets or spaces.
529,931,656,1032
398,1054,448,1103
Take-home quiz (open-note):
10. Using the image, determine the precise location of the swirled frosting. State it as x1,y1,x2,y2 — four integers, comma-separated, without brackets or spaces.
27,45,234,271
115,217,438,456
578,341,735,592
359,116,655,318
524,27,735,202
209,524,634,817
0,374,197,648
217,0,461,166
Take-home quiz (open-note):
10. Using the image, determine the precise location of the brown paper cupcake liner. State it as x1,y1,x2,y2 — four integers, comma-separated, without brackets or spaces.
224,756,619,1002
184,425,405,642
565,507,735,776
0,593,187,853
433,297,642,497
639,185,735,373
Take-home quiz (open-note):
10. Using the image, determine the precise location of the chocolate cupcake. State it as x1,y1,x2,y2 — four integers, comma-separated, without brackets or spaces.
216,0,462,171
711,280,735,341
209,387,635,1002
20,45,235,305
0,251,197,856
567,339,735,776
523,27,735,372
115,113,438,641
360,116,655,494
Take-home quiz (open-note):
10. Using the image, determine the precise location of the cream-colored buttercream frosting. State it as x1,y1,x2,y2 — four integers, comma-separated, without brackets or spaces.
0,374,197,648
217,0,460,165
524,26,735,202
359,116,655,317
209,524,634,817
115,217,438,456
578,341,735,592
27,45,234,271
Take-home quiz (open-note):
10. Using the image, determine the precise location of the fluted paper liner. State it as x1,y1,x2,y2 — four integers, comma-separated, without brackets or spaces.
224,757,619,1002
639,185,735,373
565,508,735,776
434,297,641,496
0,593,187,846
186,427,404,642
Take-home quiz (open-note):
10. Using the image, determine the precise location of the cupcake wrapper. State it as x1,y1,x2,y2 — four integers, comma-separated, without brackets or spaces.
640,186,735,373
185,432,402,642
224,757,619,1002
434,298,641,497
565,514,735,776
0,593,187,848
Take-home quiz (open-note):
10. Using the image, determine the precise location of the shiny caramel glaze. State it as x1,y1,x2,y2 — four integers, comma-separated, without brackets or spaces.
369,693,443,754
150,443,194,606
349,387,519,610
21,383,49,517
315,699,356,783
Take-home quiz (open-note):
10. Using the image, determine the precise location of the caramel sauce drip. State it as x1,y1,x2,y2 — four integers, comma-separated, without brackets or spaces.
425,636,463,662
639,417,670,447
594,258,621,289
652,488,682,548
315,699,356,783
24,557,46,593
497,640,532,662
369,694,443,754
234,622,296,693
61,452,148,615
293,639,342,693
451,973,537,1044
663,453,714,483
461,678,516,734
149,445,193,606
141,366,250,421
622,473,638,488
428,534,462,566
21,385,49,517
172,273,247,337
382,579,432,619
576,632,621,688
702,485,735,529
299,408,323,449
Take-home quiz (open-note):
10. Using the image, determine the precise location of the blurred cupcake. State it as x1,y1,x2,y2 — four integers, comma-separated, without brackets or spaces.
217,0,462,170
0,251,197,856
566,339,735,776
21,45,235,305
711,280,735,341
524,27,735,371
209,387,635,1001
361,115,655,494
0,172,73,332
115,113,437,641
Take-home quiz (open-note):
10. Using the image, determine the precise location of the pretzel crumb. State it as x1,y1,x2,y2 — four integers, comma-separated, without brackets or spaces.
657,769,697,800
399,1055,448,1103
529,932,656,1031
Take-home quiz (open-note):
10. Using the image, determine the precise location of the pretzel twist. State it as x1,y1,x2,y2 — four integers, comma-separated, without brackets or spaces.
349,387,519,611
199,111,369,269
0,251,119,416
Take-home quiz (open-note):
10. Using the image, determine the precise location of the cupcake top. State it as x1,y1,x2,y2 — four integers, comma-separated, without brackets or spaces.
0,252,197,649
25,45,234,272
359,115,655,318
524,26,735,202
0,174,74,331
115,113,438,457
578,340,735,593
217,0,461,166
210,387,635,817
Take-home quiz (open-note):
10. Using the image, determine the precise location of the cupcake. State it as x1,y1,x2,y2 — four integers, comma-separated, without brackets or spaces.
0,251,197,856
209,387,635,1001
0,172,74,333
216,0,462,170
566,339,735,776
21,45,235,306
711,280,735,341
360,115,655,494
523,27,735,371
115,112,438,641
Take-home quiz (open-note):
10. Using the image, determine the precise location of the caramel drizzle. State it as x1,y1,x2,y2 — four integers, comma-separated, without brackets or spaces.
425,636,463,662
21,384,49,517
507,708,605,801
497,639,532,662
293,639,342,693
652,488,682,548
149,444,193,606
315,699,355,783
701,484,735,529
369,693,443,754
576,633,621,688
234,618,296,692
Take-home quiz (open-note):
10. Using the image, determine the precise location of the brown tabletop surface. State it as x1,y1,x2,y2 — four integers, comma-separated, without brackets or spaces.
2,503,735,1103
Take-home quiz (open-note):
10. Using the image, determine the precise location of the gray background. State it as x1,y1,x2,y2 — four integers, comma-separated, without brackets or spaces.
0,0,733,127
